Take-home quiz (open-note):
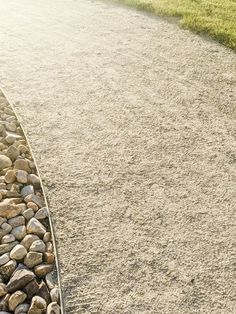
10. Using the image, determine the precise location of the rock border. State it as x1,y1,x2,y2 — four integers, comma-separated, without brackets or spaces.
0,89,64,314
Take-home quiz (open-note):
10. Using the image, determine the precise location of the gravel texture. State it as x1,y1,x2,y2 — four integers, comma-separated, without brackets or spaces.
0,0,236,313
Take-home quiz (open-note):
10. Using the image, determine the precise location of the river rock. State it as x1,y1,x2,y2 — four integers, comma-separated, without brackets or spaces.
47,302,60,314
0,260,17,281
8,216,25,228
50,288,59,303
0,254,10,267
0,293,10,311
21,185,34,198
10,244,27,260
28,296,47,314
1,223,12,233
30,240,45,253
11,225,26,240
6,145,19,161
37,281,50,305
15,170,28,184
5,131,22,144
28,174,40,186
34,264,53,278
35,207,48,220
27,201,38,212
8,290,27,311
0,156,12,170
45,272,57,290
0,241,18,255
6,269,35,293
0,201,21,219
4,170,15,183
22,208,34,220
24,252,43,268
43,232,51,243
14,159,31,173
14,303,30,314
25,195,44,208
23,278,40,300
43,252,55,264
21,234,39,250
27,218,46,237
1,234,15,244
0,284,7,297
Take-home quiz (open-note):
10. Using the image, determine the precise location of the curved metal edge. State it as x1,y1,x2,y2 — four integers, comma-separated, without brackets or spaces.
0,88,66,314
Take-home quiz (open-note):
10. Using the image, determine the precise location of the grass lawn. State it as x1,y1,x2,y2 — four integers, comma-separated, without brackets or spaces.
115,0,236,50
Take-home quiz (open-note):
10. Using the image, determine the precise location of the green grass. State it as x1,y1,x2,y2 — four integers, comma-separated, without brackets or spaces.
115,0,236,50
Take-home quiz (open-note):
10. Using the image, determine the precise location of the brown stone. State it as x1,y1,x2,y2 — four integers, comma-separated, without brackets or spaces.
23,278,40,300
6,269,35,293
0,293,10,311
37,281,50,305
0,260,17,282
34,264,53,278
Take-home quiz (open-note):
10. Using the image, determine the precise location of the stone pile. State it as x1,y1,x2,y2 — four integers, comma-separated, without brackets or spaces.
0,93,61,313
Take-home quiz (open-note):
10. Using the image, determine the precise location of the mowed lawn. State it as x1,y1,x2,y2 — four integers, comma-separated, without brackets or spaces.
116,0,236,50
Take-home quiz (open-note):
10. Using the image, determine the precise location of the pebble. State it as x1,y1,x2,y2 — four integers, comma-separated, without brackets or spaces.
8,216,25,228
4,169,16,183
14,159,31,173
21,234,39,250
45,272,57,290
47,302,60,314
0,217,6,226
6,269,35,293
46,242,53,253
0,253,10,266
1,223,12,233
23,278,40,300
24,252,43,268
0,200,21,219
28,174,40,186
43,252,55,264
0,155,12,170
25,194,44,208
18,144,28,153
11,225,27,240
27,218,46,237
34,264,53,278
0,293,10,311
0,283,7,297
28,296,47,314
14,303,30,314
1,234,15,244
15,170,28,184
0,260,17,281
0,241,18,255
30,240,46,253
27,201,38,212
21,185,34,198
5,131,22,144
35,207,49,220
43,232,51,243
22,208,34,220
6,145,19,161
5,122,16,132
37,281,50,305
50,288,59,303
10,244,27,260
8,290,27,311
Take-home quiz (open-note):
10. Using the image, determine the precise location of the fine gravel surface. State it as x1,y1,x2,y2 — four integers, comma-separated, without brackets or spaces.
0,0,236,313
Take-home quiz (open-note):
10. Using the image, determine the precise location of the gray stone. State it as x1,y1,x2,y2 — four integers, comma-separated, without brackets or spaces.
21,185,34,198
35,207,48,220
21,235,39,250
14,303,30,314
15,170,28,184
10,244,27,260
0,260,17,281
27,218,46,237
37,281,50,305
0,241,18,255
8,216,25,228
11,225,26,240
6,269,35,293
45,272,57,290
0,156,12,170
1,223,12,233
30,240,46,253
0,254,10,267
6,145,20,161
27,174,40,186
1,234,15,244
24,194,44,208
23,278,40,300
22,208,34,220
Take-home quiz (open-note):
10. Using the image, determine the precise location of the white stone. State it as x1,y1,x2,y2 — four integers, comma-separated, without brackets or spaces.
1,234,15,244
10,244,27,260
30,240,46,253
27,218,46,237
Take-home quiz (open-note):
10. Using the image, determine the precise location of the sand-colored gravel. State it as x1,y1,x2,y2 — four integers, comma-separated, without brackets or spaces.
0,0,235,313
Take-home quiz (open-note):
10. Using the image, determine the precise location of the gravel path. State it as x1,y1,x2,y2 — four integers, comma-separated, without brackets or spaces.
0,0,236,313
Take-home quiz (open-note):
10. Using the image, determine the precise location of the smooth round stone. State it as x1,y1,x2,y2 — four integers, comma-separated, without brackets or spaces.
35,207,48,220
17,203,27,213
45,272,57,290
46,242,53,253
1,223,12,233
10,244,27,260
4,169,16,183
43,232,51,243
1,234,15,244
8,290,27,311
21,234,39,250
34,264,53,278
22,208,34,220
30,240,45,253
27,218,46,237
28,296,46,314
11,225,26,240
0,253,10,266
50,288,59,303
0,155,12,170
43,252,55,264
0,217,7,225
18,144,28,153
21,185,34,198
8,216,25,228
24,252,43,268
47,302,60,314
27,174,40,186
14,303,30,314
14,159,31,173
15,170,28,184
6,145,19,161
0,283,7,297
27,201,38,212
